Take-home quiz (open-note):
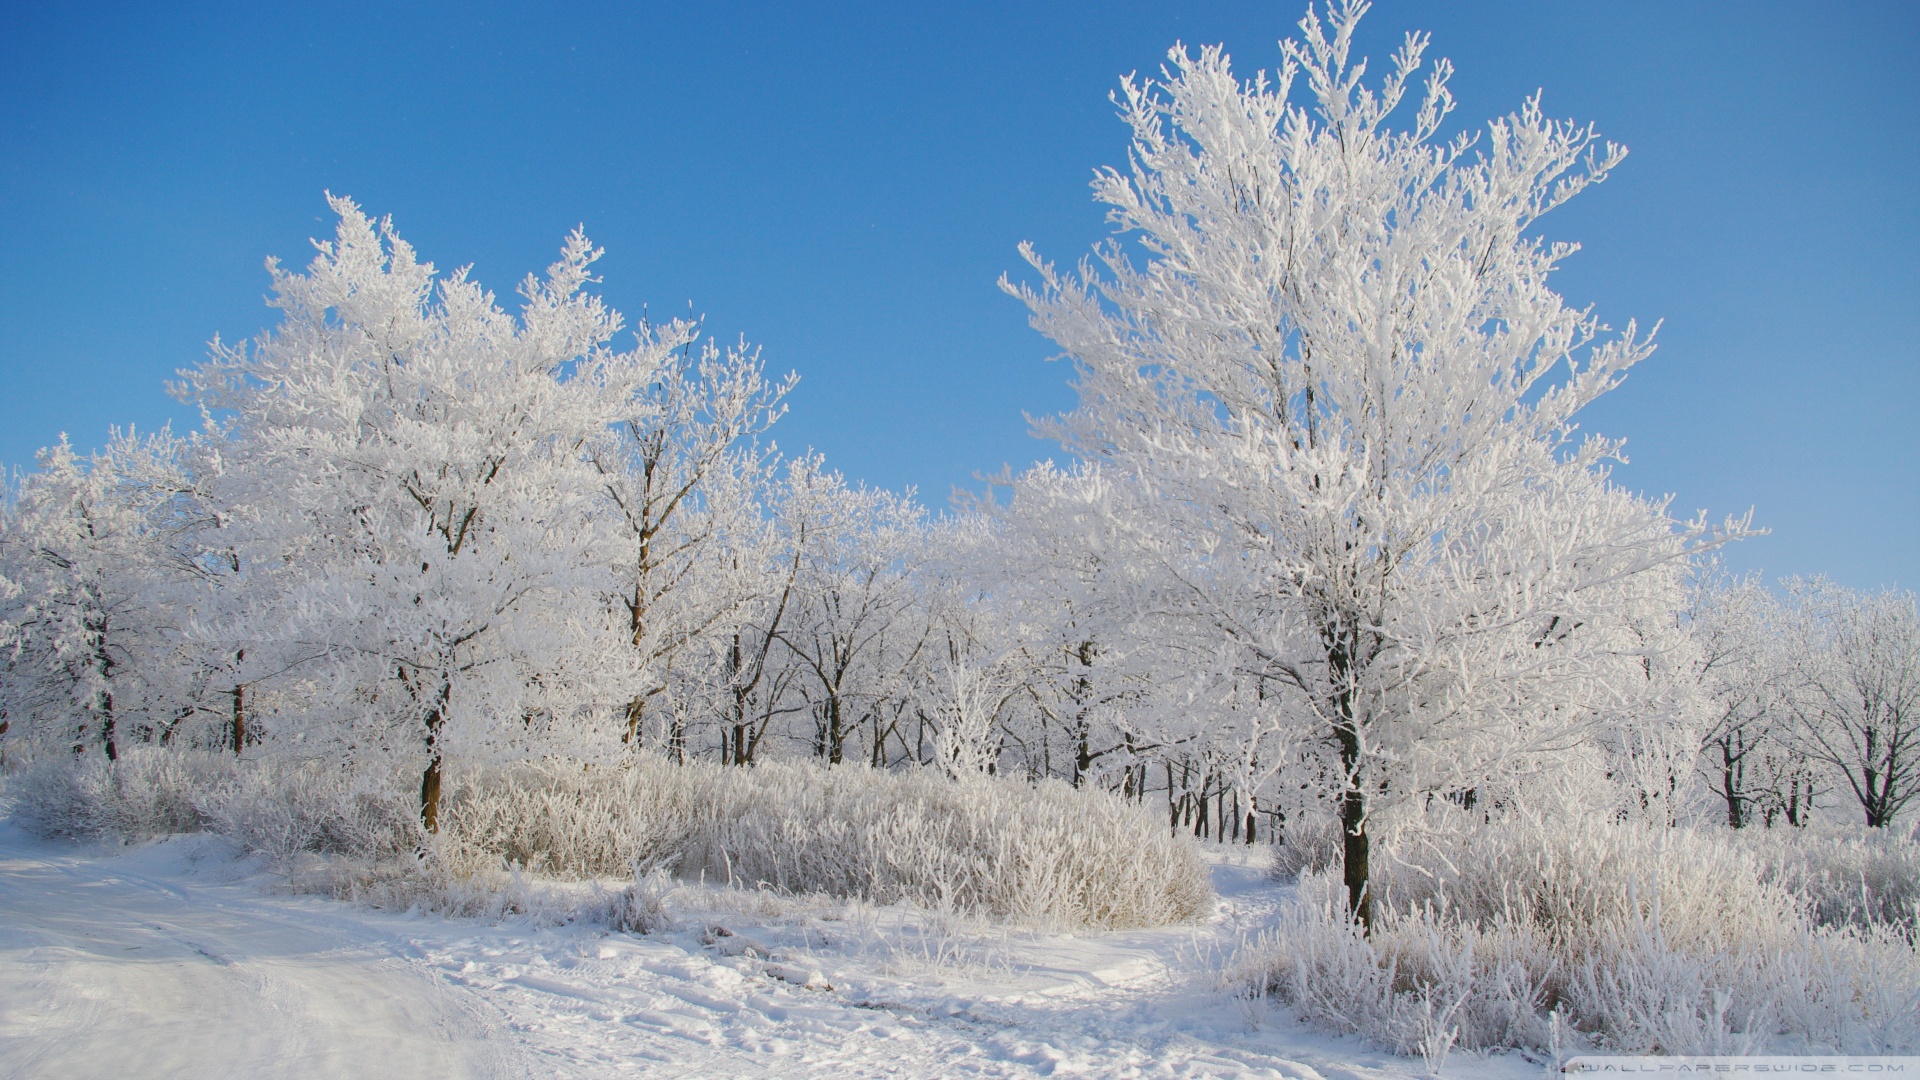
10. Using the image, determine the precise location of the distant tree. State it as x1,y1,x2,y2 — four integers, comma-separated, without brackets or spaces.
0,430,206,762
771,459,935,768
1003,1,1740,926
1688,573,1790,828
1780,578,1920,828
587,320,791,754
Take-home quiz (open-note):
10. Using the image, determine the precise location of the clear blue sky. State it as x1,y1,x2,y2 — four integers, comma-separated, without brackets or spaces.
2,2,1914,589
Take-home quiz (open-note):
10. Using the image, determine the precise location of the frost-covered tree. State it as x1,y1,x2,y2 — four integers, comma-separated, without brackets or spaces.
179,197,671,829
696,479,808,768
1780,579,1920,828
771,459,937,767
1687,573,1794,828
964,465,1145,790
587,323,791,752
0,430,209,762
1003,2,1738,924
982,463,1291,832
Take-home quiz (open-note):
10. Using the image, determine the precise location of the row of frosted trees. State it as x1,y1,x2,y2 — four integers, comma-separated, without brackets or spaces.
1692,576,1920,830
5,3,1917,925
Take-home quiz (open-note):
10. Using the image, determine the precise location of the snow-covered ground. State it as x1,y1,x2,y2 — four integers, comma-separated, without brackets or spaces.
0,824,1542,1079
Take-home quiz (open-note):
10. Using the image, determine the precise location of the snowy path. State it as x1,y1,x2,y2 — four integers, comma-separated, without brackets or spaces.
0,827,1535,1079
0,830,524,1080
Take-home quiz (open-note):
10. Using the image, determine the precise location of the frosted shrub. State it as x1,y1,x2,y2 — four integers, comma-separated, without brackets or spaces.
1269,810,1343,880
1734,824,1920,935
439,756,1214,930
1241,813,1920,1056
12,746,234,841
8,747,1210,930
197,758,423,866
596,869,675,935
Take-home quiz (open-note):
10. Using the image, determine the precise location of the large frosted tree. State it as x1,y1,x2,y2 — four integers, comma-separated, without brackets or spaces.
1005,1,1736,925
180,197,676,828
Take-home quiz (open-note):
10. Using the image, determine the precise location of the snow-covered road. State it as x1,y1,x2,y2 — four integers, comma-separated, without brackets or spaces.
0,826,1534,1079
0,828,524,1079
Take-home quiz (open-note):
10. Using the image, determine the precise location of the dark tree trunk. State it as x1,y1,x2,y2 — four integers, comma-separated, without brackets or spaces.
419,684,449,832
101,691,118,763
1719,736,1744,829
232,684,246,755
1071,639,1096,787
1341,786,1370,929
231,648,247,755
727,635,749,765
826,697,845,765
420,751,443,833
1330,640,1371,931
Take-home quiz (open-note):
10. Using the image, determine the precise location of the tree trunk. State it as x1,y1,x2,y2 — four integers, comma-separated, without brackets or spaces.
420,750,443,833
1341,784,1371,930
826,696,844,765
420,685,449,832
666,711,686,764
623,697,644,745
727,635,749,766
100,691,118,763
1721,736,1742,829
231,648,247,755
1331,640,1371,931
232,684,246,755
1074,723,1092,787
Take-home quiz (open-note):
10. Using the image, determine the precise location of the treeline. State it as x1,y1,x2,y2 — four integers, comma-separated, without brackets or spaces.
3,1,1917,942
0,201,1297,837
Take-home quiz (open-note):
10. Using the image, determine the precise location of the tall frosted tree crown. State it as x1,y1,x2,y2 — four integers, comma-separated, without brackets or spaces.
1003,0,1735,927
1010,0,1652,480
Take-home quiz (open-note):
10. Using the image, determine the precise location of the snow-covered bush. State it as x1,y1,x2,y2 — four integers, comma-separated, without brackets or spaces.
1240,813,1920,1056
1735,824,1920,935
10,745,234,841
438,756,1213,930
1268,810,1344,881
7,747,1210,930
196,757,423,866
596,869,676,935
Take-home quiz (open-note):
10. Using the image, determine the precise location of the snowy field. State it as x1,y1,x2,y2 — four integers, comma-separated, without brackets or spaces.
0,824,1540,1079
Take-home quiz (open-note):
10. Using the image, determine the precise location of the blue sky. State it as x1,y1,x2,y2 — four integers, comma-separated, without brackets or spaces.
2,1,1914,589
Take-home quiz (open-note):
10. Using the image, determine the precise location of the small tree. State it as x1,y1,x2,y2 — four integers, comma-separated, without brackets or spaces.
1005,2,1738,926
